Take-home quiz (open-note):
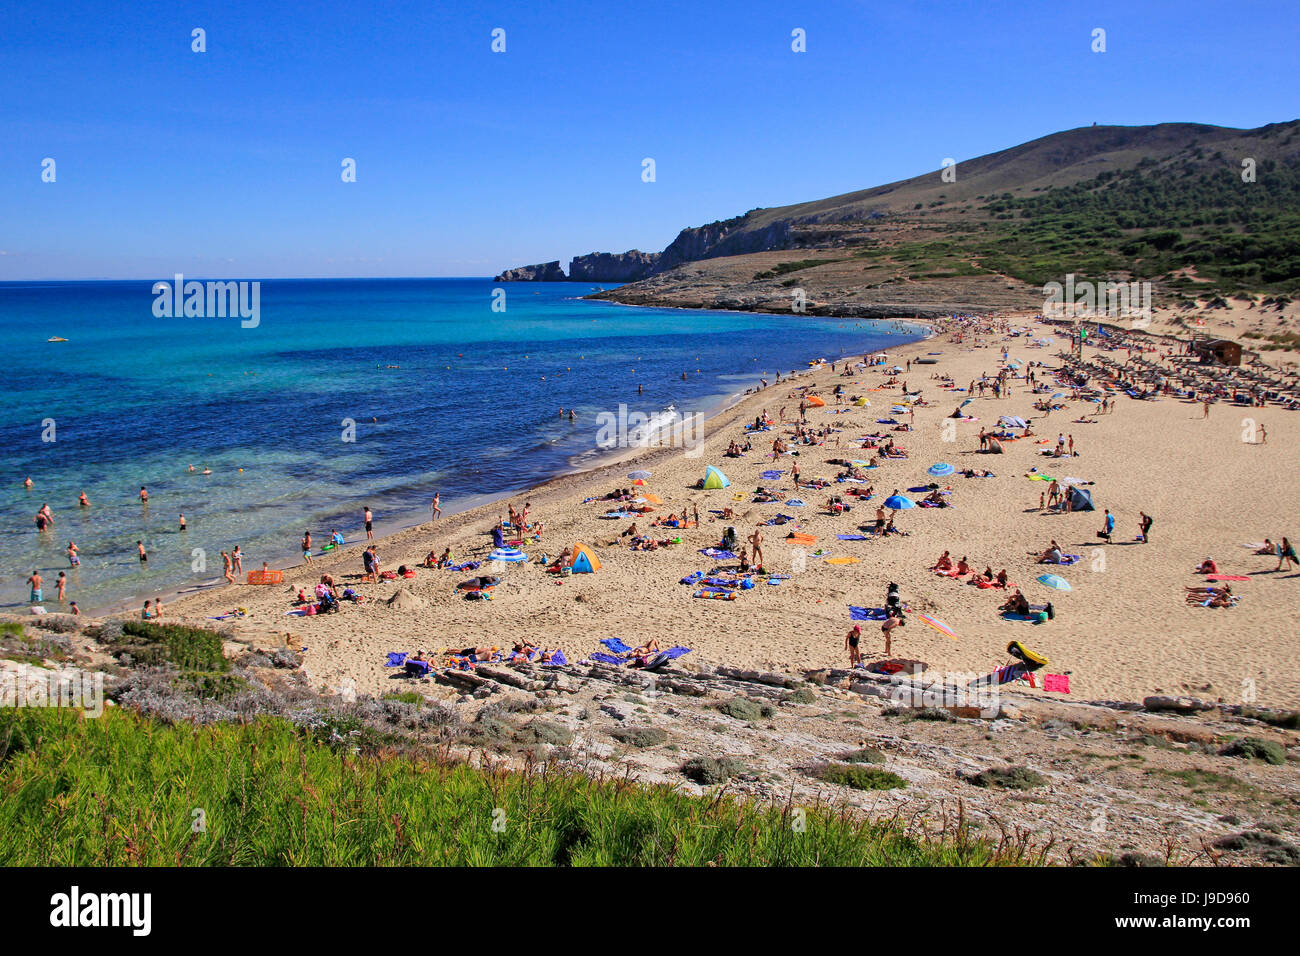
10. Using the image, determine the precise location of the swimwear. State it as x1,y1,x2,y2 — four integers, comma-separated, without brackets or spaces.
30,589,42,602
365,521,373,532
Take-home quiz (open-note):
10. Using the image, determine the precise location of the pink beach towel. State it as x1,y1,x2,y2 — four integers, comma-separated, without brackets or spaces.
1043,674,1070,694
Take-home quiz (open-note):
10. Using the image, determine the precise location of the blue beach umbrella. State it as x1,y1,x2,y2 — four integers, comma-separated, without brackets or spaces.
627,470,652,480
1037,574,1071,591
884,495,915,510
927,463,955,477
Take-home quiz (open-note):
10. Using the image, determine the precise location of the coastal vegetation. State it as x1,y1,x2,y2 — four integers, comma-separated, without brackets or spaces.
0,707,1025,866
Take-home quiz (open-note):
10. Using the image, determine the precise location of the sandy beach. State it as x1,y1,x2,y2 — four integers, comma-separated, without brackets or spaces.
160,313,1299,708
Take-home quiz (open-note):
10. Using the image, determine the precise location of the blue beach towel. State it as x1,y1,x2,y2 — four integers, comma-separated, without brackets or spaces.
385,651,409,667
540,650,568,667
760,470,783,479
849,606,888,621
601,638,634,653
591,652,626,666
700,548,738,560
836,534,868,541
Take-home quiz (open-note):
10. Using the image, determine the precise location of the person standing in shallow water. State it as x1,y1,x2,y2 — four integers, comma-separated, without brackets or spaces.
364,507,374,541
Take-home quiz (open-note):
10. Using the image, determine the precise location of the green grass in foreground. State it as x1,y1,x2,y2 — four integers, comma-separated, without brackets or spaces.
0,708,1027,866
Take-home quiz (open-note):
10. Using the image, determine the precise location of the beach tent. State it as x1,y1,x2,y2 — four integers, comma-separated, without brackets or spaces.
564,542,601,573
702,466,731,489
999,416,1027,428
1067,486,1095,511
806,396,826,407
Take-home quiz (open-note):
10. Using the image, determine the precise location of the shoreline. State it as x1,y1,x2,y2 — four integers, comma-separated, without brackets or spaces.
126,307,1300,709
93,318,931,618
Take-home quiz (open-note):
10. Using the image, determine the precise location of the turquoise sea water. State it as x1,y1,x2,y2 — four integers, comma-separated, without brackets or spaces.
0,278,925,612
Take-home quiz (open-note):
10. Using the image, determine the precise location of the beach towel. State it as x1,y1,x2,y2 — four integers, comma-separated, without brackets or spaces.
787,532,816,545
601,638,634,653
694,588,738,600
700,548,737,560
385,651,409,667
404,659,433,677
1206,574,1250,582
680,570,706,585
1043,674,1071,693
825,556,859,565
643,647,692,671
786,499,806,507
849,605,888,621
760,470,783,479
836,534,868,540
591,652,626,666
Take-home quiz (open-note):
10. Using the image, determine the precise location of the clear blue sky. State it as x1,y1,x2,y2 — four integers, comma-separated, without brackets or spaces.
2,0,1296,279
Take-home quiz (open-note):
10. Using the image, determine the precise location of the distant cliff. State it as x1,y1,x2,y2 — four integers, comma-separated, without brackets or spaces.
655,216,794,271
493,261,567,282
568,250,660,282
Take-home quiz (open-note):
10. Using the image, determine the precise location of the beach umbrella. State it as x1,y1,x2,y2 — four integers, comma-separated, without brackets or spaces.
927,463,955,477
1060,477,1087,487
853,397,871,406
959,398,973,408
489,548,528,564
627,470,652,480
1037,574,1072,591
884,495,915,510
916,612,958,641
631,478,648,486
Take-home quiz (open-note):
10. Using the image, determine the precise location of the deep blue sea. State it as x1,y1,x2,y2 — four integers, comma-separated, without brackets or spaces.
0,278,925,612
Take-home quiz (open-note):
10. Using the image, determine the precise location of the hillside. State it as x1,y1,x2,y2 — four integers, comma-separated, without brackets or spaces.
569,120,1300,320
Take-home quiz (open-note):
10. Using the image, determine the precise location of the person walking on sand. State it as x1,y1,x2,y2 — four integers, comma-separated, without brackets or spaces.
1138,511,1153,543
364,507,374,541
845,624,863,668
1203,398,1210,419
1259,424,1267,445
222,550,235,584
302,532,313,565
881,615,904,656
431,492,442,520
748,527,764,569
1277,537,1297,572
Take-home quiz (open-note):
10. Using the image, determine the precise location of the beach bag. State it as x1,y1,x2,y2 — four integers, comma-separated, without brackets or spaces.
1046,602,1055,620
